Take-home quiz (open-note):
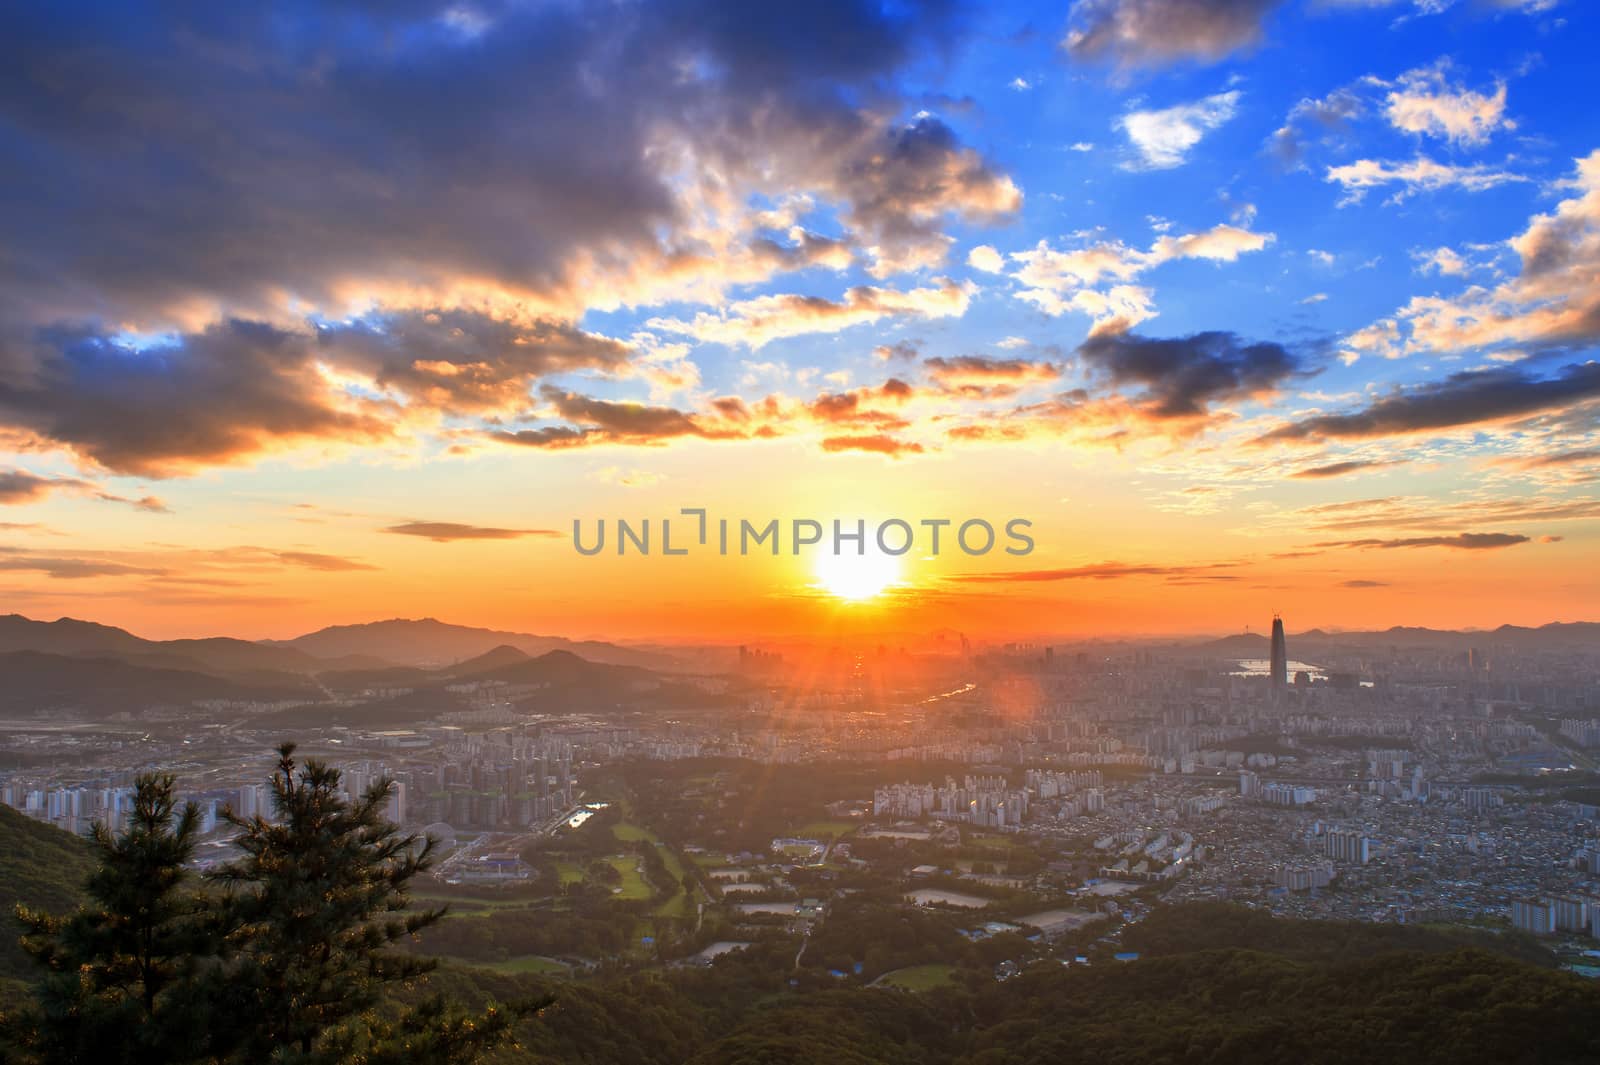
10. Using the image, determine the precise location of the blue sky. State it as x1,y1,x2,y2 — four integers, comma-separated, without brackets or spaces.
582,0,1590,409
0,0,1596,639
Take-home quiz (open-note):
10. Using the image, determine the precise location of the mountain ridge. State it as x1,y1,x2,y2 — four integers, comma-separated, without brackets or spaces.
263,617,680,671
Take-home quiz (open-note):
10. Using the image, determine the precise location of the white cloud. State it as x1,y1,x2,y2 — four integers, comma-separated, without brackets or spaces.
1413,246,1469,276
1325,156,1527,205
1340,318,1404,363
1009,220,1273,331
1323,0,1561,15
1345,150,1600,359
967,245,1006,273
1399,149,1600,353
1383,61,1512,146
1118,91,1240,169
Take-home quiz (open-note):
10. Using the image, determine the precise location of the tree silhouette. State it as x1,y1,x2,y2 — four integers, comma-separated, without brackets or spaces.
4,745,544,1065
206,743,540,1063
11,773,215,1064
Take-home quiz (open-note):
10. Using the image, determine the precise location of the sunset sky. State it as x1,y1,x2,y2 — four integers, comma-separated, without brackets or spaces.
1,0,1597,642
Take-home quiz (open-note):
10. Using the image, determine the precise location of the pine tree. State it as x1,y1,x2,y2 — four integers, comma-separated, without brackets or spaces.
3,746,542,1065
10,773,215,1065
205,743,537,1063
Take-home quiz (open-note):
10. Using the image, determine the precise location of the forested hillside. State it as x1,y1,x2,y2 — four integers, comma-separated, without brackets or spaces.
0,807,91,995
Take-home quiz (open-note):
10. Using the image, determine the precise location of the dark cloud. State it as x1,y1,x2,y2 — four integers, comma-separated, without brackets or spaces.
1258,362,1600,444
494,378,927,452
1340,579,1389,588
542,389,710,441
1063,0,1283,69
1,468,169,511
924,356,1061,381
807,383,913,428
1290,459,1398,479
0,1,1005,328
383,522,561,543
1077,329,1304,419
1497,448,1600,469
491,426,595,451
318,311,633,415
1315,533,1531,551
492,387,747,450
0,553,165,579
94,491,170,513
1268,88,1364,168
1294,495,1600,534
0,2,1023,473
270,551,378,572
952,561,1238,582
0,470,88,504
0,321,395,476
874,340,923,361
819,434,925,458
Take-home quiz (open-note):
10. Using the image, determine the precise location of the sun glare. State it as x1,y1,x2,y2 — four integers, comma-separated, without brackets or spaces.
813,548,903,602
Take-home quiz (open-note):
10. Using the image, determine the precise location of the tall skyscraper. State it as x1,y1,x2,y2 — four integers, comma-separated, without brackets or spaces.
1269,614,1287,691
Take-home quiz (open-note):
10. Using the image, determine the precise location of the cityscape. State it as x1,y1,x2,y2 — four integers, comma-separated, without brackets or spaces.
5,610,1600,972
3,0,1599,1061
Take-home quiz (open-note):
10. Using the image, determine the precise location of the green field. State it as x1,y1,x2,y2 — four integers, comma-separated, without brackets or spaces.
553,860,586,886
653,844,695,917
606,855,652,900
878,964,959,991
467,955,571,975
611,820,699,916
612,821,657,843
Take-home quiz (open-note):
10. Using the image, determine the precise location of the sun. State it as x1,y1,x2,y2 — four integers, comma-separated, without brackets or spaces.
813,547,903,602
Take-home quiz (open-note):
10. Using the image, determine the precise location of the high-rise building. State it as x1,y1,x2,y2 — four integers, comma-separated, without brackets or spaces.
1321,828,1373,865
1275,861,1335,892
1269,614,1288,692
1552,896,1594,933
1511,898,1556,935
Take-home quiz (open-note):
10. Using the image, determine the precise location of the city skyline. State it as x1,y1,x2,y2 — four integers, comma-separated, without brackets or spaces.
2,1,1598,641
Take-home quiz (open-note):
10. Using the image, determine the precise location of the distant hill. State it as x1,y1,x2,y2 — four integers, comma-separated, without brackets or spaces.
443,644,530,677
0,615,699,722
1201,632,1270,655
0,614,387,676
0,651,318,717
474,648,658,691
251,648,714,730
0,805,94,990
1197,621,1600,656
265,618,679,671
